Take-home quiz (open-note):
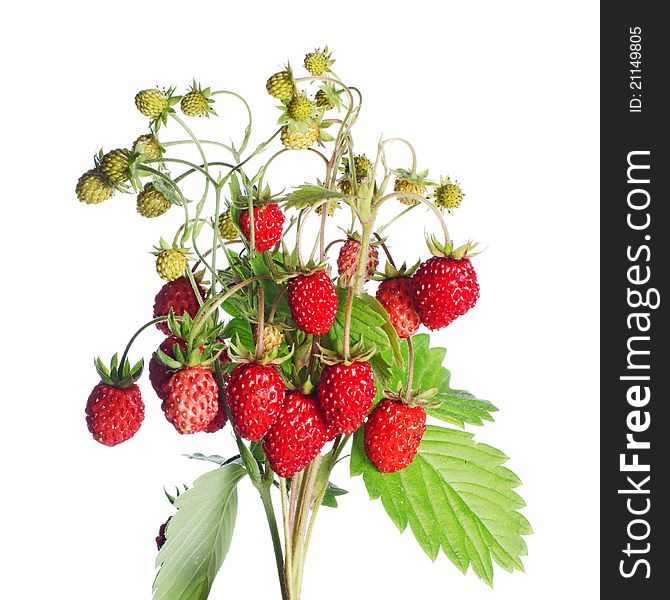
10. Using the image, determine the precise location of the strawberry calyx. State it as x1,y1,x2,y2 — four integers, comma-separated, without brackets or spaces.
382,260,420,279
156,310,226,369
227,334,294,366
318,339,375,368
94,353,144,389
384,384,440,409
424,236,480,260
391,167,434,187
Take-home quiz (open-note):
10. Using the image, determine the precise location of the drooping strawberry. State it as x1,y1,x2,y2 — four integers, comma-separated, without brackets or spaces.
156,517,172,550
149,336,186,401
86,355,145,447
153,276,203,335
262,391,329,477
364,398,427,473
318,360,376,435
239,203,285,252
162,366,219,434
287,270,338,335
226,363,285,441
336,237,379,286
376,277,420,338
412,240,480,330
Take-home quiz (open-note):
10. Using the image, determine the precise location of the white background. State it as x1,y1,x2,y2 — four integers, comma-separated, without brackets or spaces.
0,1,599,598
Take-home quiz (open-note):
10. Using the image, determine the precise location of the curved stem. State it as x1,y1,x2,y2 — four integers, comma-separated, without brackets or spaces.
342,287,355,362
374,192,451,244
405,337,415,402
373,232,397,270
255,285,265,360
382,137,417,172
119,316,167,370
212,90,254,153
189,276,269,346
268,287,286,323
280,478,294,599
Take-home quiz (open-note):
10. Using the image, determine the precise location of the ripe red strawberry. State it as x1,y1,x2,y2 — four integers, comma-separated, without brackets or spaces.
318,361,376,435
262,392,328,477
156,517,172,550
376,277,420,338
364,398,426,473
287,270,338,335
226,363,285,441
239,204,285,252
204,402,229,433
162,367,219,434
149,336,185,401
153,276,203,335
336,238,379,286
412,256,480,330
86,382,145,446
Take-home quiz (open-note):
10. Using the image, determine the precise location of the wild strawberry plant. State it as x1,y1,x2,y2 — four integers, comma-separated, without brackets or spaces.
77,47,530,599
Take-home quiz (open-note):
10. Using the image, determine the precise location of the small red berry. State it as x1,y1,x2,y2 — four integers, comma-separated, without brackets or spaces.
148,336,185,401
226,363,285,441
364,398,426,473
156,517,172,550
318,361,376,435
162,367,219,434
153,276,203,335
263,392,329,477
86,382,145,447
412,257,479,330
239,204,285,252
336,239,379,286
376,277,421,338
287,270,338,335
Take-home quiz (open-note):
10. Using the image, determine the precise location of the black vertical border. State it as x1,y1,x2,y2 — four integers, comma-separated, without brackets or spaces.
601,2,668,597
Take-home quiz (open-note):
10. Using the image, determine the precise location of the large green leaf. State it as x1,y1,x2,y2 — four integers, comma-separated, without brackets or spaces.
222,318,255,352
322,288,402,382
382,334,496,427
351,426,530,585
153,464,246,600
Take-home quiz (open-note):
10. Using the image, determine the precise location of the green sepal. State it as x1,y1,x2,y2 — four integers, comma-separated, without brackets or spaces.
94,353,143,388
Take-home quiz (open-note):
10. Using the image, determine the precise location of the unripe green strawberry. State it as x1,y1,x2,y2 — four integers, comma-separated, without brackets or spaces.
304,48,333,76
394,178,426,206
217,210,238,241
266,70,295,100
433,178,463,212
261,324,284,354
314,89,332,109
156,249,188,281
181,90,209,117
288,94,314,121
99,148,131,184
137,183,170,218
135,89,168,118
76,169,115,204
132,134,163,160
343,154,373,181
315,199,340,216
337,178,353,195
280,124,320,150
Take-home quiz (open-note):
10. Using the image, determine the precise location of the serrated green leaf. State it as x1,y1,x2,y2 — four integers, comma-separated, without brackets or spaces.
322,482,348,508
322,288,390,357
153,464,246,600
381,334,497,427
351,426,530,585
284,184,342,210
222,318,255,352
